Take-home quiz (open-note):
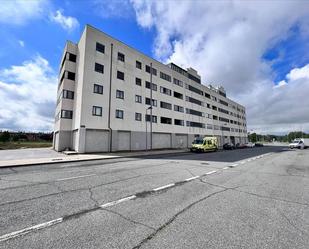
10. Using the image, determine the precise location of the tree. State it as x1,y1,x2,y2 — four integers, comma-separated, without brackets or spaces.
0,131,11,142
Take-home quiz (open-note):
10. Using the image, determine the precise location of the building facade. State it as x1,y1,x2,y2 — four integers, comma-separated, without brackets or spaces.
53,25,247,153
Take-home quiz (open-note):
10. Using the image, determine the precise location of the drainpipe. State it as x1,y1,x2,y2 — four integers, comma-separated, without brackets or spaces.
108,43,113,152
150,62,153,150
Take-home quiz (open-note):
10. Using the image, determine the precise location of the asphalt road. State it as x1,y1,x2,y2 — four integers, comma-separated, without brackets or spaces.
0,146,308,248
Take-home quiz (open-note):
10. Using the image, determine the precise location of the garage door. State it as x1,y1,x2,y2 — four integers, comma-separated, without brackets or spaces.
153,133,171,149
117,131,131,151
85,130,109,152
175,134,188,148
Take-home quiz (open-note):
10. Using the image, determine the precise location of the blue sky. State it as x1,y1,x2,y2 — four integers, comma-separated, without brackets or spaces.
0,0,309,134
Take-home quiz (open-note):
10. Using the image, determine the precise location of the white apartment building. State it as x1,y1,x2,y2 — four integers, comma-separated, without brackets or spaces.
53,25,247,153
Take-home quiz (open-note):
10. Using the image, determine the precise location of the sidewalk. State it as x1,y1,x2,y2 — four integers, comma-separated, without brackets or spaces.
0,148,189,168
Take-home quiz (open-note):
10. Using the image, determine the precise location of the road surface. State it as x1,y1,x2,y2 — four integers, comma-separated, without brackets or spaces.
0,146,308,248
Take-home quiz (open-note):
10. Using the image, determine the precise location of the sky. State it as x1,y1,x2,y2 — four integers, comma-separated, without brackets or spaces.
0,0,309,134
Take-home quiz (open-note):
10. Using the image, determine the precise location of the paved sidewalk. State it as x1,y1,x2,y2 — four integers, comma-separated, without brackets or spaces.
0,148,189,168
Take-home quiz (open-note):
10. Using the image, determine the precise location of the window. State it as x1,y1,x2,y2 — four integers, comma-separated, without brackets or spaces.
219,99,228,106
219,117,230,123
145,97,157,107
145,114,157,123
218,107,229,114
186,121,205,128
160,86,171,96
207,103,211,108
117,71,124,80
61,110,73,119
60,53,76,70
135,77,142,86
116,90,124,99
188,73,201,84
213,115,218,120
174,119,184,126
160,72,171,82
135,95,142,103
186,96,203,106
92,106,102,116
136,60,142,69
135,112,142,121
96,42,105,53
68,53,76,62
173,78,183,87
93,84,103,94
212,105,217,111
205,93,211,99
186,84,203,95
95,63,104,74
116,109,124,119
173,91,183,99
160,117,172,124
145,65,157,75
174,105,184,113
145,81,157,91
160,101,172,110
67,71,75,81
118,52,125,62
186,108,204,117
62,90,74,99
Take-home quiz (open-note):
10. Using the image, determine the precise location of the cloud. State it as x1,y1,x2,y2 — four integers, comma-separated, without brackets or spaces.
93,0,134,18
18,40,25,47
130,0,309,133
50,10,79,32
0,0,48,25
0,55,57,131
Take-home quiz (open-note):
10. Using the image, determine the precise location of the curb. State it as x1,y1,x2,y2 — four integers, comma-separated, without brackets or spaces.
0,150,190,169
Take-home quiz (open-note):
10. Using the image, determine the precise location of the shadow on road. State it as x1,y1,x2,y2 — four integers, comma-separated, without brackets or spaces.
135,146,289,163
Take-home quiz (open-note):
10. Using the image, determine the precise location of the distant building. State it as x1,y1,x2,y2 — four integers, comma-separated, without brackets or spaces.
53,25,247,153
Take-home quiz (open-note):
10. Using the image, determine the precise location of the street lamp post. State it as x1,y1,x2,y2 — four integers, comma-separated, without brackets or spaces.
221,123,227,148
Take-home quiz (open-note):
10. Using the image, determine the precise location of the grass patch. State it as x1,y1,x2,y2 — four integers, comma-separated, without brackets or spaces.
0,141,52,150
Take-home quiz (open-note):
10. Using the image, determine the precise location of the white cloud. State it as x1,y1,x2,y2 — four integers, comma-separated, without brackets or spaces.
0,0,48,25
0,56,57,131
93,0,134,18
131,0,309,133
18,40,25,47
50,10,79,32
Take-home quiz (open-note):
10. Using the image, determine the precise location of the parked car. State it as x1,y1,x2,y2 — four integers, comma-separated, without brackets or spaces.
190,136,218,152
245,142,255,148
235,143,246,149
223,143,235,150
255,142,264,147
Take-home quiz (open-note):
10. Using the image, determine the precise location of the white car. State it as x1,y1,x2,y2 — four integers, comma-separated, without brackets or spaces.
289,139,307,149
245,142,255,148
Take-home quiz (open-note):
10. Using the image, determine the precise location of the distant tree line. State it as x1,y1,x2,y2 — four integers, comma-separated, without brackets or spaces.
248,131,309,143
0,131,53,142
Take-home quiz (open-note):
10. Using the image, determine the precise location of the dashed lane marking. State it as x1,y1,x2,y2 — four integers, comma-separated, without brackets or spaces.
0,218,63,242
185,176,200,181
153,183,175,191
100,195,136,208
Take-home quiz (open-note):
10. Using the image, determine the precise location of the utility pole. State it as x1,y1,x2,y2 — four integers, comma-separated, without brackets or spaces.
150,62,153,150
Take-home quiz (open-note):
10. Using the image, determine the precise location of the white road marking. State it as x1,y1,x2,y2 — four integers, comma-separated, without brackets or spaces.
56,174,96,181
185,176,200,181
240,161,246,164
153,183,175,191
230,164,238,167
223,166,229,170
205,170,217,175
100,195,136,208
0,218,63,242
